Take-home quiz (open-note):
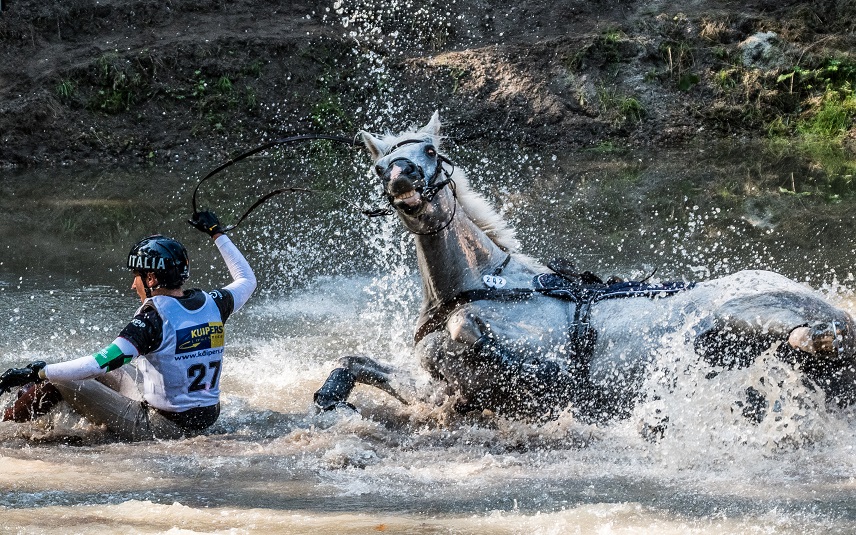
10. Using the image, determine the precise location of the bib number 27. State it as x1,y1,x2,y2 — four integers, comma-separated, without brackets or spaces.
187,361,222,392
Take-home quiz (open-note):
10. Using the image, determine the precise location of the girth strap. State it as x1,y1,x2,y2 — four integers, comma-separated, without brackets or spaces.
414,288,536,344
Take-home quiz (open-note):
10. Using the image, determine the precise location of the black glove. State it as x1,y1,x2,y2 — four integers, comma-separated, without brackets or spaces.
0,361,46,395
187,210,224,237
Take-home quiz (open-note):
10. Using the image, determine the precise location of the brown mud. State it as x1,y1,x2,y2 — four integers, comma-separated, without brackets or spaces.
0,0,855,167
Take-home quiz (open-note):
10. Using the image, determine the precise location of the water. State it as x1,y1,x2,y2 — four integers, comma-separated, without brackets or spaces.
2,142,856,533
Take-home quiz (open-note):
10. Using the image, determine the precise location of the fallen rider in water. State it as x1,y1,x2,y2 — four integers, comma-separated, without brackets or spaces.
0,211,256,441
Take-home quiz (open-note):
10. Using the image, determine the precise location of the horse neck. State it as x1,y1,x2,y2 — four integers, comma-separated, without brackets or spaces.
411,198,508,313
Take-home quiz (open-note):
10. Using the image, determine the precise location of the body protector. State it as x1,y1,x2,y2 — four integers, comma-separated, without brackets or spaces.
136,293,225,412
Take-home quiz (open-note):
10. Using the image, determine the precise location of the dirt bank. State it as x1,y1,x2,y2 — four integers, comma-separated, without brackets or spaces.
0,0,854,167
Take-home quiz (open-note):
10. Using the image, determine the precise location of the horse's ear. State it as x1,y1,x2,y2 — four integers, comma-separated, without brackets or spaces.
360,131,388,161
419,111,441,140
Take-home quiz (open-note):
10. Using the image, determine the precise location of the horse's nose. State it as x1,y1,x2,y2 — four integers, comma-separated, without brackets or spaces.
381,159,422,196
382,158,419,183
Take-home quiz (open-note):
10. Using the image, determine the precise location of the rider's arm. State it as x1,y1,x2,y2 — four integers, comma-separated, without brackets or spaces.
40,309,162,382
214,234,256,313
41,337,140,382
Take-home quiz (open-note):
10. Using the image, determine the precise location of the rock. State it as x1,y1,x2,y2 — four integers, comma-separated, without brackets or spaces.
738,31,788,71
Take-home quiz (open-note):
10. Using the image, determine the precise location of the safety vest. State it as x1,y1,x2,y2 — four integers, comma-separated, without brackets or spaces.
136,293,225,412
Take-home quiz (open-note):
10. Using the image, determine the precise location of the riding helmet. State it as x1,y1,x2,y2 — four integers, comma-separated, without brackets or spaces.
127,235,190,288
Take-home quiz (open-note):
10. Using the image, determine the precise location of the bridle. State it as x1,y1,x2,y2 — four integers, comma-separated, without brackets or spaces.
378,138,458,236
381,138,456,201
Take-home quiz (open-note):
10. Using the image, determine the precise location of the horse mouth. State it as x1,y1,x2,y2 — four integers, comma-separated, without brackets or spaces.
392,189,423,210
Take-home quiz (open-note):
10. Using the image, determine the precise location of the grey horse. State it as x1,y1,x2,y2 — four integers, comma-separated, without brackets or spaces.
315,112,856,422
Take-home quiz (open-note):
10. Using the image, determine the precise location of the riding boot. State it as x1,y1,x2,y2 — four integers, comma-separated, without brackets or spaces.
313,368,357,412
2,381,63,422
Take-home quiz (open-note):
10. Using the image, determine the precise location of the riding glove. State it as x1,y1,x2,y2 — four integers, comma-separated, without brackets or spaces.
188,211,224,237
0,361,46,394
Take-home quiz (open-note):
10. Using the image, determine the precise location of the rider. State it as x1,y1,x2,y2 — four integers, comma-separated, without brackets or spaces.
0,211,256,441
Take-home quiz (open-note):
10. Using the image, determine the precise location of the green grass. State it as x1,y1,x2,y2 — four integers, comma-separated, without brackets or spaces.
714,68,738,90
597,86,646,125
56,79,75,99
87,52,147,113
796,90,856,139
619,96,646,122
216,76,233,93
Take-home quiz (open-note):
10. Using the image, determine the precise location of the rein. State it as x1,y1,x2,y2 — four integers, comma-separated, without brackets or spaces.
191,133,460,236
190,134,394,232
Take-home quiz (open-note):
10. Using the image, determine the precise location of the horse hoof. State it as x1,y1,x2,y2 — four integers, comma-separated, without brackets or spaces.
316,401,360,415
788,322,848,357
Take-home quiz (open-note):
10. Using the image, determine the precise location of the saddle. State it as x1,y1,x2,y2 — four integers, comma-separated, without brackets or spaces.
533,258,694,361
414,257,694,364
536,257,691,301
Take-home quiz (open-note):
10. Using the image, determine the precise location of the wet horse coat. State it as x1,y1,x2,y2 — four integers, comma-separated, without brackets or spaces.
315,113,856,421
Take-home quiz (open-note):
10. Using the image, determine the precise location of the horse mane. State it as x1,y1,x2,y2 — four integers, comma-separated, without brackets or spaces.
376,127,544,270
450,168,543,267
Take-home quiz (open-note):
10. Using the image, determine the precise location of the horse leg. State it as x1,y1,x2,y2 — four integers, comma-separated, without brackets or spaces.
787,321,850,357
313,356,410,411
695,291,854,363
784,322,856,407
695,290,856,406
442,311,573,418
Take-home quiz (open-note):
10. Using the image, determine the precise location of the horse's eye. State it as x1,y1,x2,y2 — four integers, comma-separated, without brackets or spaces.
425,146,436,158
375,165,384,177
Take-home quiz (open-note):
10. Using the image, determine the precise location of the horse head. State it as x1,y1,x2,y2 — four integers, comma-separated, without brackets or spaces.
360,111,456,233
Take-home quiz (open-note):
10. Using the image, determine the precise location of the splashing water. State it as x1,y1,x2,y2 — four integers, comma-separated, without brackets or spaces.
3,141,856,532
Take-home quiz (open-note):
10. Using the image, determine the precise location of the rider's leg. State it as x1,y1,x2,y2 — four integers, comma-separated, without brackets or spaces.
51,368,186,440
0,365,145,423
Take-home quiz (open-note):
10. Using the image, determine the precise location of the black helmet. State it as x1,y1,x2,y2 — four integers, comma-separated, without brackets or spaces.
127,235,190,289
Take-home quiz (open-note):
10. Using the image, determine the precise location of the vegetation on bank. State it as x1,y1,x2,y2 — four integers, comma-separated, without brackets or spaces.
559,15,856,200
1,0,855,177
